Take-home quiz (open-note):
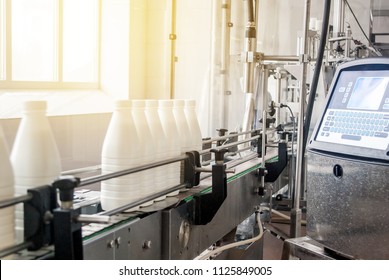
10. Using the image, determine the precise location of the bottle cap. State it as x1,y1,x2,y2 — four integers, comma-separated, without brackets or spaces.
185,100,196,107
145,99,158,108
173,99,185,107
132,99,146,108
158,100,173,108
114,100,131,109
22,100,47,112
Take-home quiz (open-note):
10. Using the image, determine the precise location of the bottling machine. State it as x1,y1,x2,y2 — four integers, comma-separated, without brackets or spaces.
1,0,389,261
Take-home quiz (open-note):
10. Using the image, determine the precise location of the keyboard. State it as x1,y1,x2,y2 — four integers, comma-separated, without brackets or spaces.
320,109,389,141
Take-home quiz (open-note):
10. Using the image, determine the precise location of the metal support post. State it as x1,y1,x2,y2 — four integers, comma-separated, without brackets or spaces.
291,0,311,238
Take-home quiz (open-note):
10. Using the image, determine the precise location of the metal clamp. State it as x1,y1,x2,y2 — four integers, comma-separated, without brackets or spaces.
192,149,229,225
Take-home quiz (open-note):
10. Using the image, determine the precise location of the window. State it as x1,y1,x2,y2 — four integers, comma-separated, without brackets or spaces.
0,0,99,88
63,0,98,82
12,0,56,81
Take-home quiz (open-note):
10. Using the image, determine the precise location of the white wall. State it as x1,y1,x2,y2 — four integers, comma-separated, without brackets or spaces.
100,0,131,100
174,0,213,137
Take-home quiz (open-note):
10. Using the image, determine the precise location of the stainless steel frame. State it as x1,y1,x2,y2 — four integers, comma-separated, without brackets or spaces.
81,150,278,260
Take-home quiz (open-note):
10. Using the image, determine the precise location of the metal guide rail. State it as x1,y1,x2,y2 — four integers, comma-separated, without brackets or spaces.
0,129,289,259
80,150,279,242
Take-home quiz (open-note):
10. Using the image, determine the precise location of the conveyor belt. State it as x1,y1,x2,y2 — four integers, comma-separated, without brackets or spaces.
79,150,278,241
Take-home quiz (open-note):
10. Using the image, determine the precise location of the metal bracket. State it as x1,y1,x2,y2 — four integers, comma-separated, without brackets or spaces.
299,53,310,63
184,151,202,188
24,185,57,250
52,176,83,260
192,149,228,225
264,142,288,182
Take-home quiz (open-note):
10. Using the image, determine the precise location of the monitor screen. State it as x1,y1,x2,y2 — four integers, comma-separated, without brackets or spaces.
315,69,389,151
347,77,389,110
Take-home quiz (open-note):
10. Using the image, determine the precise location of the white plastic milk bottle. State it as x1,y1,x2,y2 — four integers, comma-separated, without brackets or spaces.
158,100,181,196
101,100,143,211
0,125,15,251
11,100,61,242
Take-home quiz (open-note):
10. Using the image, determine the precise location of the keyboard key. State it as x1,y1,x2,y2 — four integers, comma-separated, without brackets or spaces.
323,127,330,132
374,132,388,138
342,134,361,141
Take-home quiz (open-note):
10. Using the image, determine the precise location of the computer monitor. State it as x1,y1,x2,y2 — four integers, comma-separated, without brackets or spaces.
310,58,389,161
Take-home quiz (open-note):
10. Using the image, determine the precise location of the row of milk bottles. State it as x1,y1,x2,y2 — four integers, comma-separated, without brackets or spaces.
101,99,202,211
0,99,202,249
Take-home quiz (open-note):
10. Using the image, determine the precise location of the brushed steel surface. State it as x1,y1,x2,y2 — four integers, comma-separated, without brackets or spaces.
82,150,281,260
162,166,262,259
307,151,389,259
83,212,162,259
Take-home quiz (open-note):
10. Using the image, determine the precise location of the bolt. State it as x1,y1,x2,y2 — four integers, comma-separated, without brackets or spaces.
142,241,152,249
107,240,115,249
115,237,121,248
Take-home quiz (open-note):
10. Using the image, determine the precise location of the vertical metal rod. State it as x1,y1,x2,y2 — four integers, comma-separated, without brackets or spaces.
333,0,345,36
243,0,256,94
220,0,231,129
209,0,222,132
275,67,282,127
241,0,258,140
292,0,311,238
261,67,268,188
345,25,351,57
169,0,177,99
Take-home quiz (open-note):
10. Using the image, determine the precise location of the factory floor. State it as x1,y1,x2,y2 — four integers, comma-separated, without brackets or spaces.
263,218,307,260
263,230,285,260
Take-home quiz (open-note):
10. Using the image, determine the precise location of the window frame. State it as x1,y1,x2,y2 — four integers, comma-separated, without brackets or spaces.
0,0,101,90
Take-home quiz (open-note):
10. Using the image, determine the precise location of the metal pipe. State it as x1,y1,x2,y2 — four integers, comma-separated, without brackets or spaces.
262,55,299,62
202,129,260,144
243,0,257,94
261,67,269,188
0,241,33,259
292,0,311,238
303,0,332,152
246,0,254,22
199,135,260,155
328,36,353,42
220,0,232,129
345,25,351,57
201,146,253,165
275,67,282,128
333,0,345,37
61,165,101,176
0,193,33,209
80,155,187,186
99,183,187,216
75,214,111,224
221,0,231,72
261,67,269,159
169,0,177,99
